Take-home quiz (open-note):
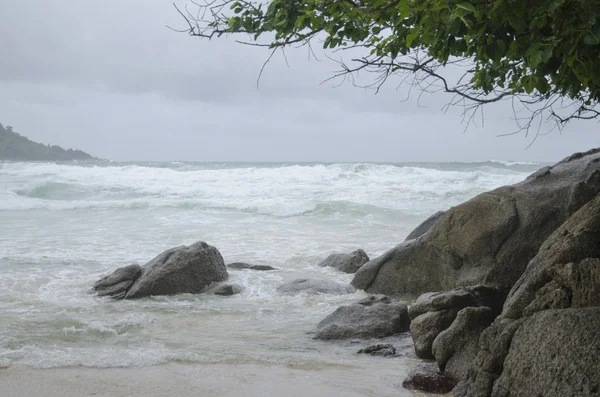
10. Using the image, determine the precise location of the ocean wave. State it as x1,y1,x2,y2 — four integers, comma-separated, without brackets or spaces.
0,161,538,214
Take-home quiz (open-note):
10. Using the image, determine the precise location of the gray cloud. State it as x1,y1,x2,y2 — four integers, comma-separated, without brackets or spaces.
0,0,598,162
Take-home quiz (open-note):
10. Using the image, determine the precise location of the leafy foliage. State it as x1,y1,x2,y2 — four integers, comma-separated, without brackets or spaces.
175,0,600,127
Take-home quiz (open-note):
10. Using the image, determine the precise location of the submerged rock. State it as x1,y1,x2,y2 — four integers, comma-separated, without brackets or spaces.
314,298,409,340
227,262,277,271
403,363,457,394
357,344,396,357
277,279,356,295
93,264,141,299
352,149,600,296
317,249,370,274
92,241,228,299
211,284,243,296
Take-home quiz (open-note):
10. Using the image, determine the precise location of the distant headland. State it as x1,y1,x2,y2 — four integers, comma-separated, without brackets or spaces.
0,122,96,161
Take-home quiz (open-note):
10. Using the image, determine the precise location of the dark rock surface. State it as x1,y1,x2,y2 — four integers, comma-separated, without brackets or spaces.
352,149,600,296
93,264,142,299
314,298,409,340
277,279,356,295
356,344,397,357
317,249,370,274
402,363,458,394
404,211,446,241
227,262,277,271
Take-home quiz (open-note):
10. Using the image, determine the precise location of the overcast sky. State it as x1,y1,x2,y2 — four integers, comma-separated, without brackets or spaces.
0,1,598,162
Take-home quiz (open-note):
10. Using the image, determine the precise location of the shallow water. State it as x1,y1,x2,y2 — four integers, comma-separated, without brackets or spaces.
0,160,542,395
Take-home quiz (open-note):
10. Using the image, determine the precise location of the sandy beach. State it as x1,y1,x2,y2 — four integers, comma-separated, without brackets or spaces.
1,362,436,397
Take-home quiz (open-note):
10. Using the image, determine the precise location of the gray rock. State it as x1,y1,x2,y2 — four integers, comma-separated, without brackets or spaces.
408,285,505,320
212,284,243,296
317,249,370,274
404,211,446,241
402,363,458,394
357,344,397,357
502,192,600,321
410,309,458,359
227,262,277,271
92,264,141,299
124,241,228,299
314,299,410,340
352,149,600,295
491,308,600,397
277,279,356,295
455,192,600,397
432,307,495,379
357,294,391,306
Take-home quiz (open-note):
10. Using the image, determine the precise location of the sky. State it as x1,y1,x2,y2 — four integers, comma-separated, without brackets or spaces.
0,1,598,162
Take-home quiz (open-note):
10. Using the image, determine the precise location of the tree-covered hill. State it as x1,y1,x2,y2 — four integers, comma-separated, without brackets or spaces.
0,123,95,161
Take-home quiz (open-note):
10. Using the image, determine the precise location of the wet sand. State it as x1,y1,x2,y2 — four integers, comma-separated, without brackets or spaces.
1,362,437,397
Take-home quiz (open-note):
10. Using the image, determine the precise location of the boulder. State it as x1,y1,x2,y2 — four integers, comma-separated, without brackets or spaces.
490,308,600,397
404,211,446,241
356,344,397,357
124,241,228,299
212,284,243,296
352,149,600,295
454,192,600,397
227,262,277,271
408,286,505,359
408,285,505,320
277,279,356,295
314,298,409,340
432,307,495,379
410,309,458,359
402,363,458,394
502,192,600,320
317,249,370,274
93,264,142,299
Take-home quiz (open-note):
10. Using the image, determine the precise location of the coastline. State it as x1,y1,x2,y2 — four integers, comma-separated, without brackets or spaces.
1,361,447,397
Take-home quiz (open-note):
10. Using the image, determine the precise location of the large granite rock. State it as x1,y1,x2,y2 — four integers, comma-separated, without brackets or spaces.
454,191,600,397
93,241,228,299
277,279,356,295
352,148,600,295
93,264,141,299
404,211,446,241
317,249,370,274
314,297,410,340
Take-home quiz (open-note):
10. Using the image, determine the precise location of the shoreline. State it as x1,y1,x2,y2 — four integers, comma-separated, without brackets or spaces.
1,361,443,397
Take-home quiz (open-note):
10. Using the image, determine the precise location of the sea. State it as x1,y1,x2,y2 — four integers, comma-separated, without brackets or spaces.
0,160,544,396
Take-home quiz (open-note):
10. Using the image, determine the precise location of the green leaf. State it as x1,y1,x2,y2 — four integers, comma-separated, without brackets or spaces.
456,2,476,13
406,28,420,47
584,34,599,45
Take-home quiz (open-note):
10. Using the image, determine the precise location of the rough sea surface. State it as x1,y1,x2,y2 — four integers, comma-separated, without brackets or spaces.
0,160,543,395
